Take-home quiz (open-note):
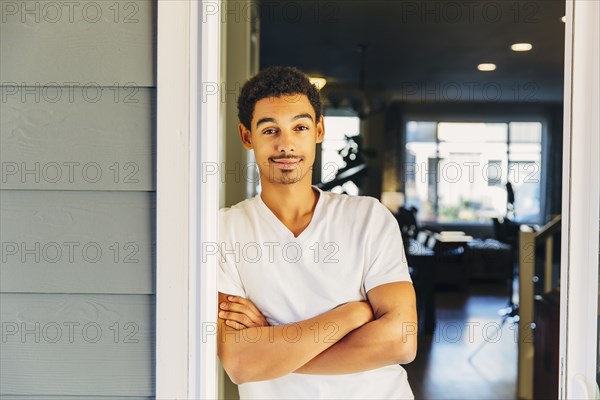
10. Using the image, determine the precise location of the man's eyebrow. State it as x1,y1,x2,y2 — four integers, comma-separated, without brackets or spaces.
255,113,314,129
255,117,276,128
291,113,314,122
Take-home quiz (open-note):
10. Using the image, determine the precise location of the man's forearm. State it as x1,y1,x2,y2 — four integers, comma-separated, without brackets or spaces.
293,313,417,375
219,301,371,384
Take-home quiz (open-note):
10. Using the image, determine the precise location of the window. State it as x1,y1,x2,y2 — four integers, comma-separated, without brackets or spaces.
404,121,543,223
321,114,361,195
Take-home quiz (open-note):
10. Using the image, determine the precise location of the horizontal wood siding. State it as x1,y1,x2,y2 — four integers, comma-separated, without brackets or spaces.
0,0,155,86
0,87,155,191
0,396,152,400
0,293,154,396
0,190,154,294
0,0,156,396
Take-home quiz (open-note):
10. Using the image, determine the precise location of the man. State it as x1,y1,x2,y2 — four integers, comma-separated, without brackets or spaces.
217,66,417,399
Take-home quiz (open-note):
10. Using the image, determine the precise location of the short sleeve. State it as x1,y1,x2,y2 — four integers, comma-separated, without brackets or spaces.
363,200,412,293
217,209,247,297
217,243,247,297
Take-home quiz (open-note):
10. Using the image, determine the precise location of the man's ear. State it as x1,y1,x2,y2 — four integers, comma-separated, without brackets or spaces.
316,117,325,144
239,123,253,150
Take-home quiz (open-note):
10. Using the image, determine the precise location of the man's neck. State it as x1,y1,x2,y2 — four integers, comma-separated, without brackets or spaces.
259,178,319,225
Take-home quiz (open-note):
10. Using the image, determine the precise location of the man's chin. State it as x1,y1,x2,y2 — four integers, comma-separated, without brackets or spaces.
260,166,306,185
262,171,306,185
273,175,303,185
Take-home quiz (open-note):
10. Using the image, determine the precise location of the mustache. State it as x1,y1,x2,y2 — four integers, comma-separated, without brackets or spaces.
270,155,302,161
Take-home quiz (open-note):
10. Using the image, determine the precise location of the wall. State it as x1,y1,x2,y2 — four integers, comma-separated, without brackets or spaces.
0,1,156,397
360,109,386,200
223,0,260,208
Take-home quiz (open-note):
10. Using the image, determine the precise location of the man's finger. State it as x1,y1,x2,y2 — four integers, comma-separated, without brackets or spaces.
227,296,265,319
219,310,254,327
221,301,260,321
225,319,246,330
227,295,255,309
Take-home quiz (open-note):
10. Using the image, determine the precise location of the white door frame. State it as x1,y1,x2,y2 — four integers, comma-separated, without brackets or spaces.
154,0,600,398
559,0,600,398
156,1,220,398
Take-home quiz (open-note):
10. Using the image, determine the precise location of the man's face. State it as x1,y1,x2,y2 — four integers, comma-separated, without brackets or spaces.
239,94,324,185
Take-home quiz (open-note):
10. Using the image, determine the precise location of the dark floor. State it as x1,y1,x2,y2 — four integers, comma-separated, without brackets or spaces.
404,282,518,400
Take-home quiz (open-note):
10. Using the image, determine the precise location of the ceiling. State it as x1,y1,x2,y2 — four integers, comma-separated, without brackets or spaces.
259,0,566,106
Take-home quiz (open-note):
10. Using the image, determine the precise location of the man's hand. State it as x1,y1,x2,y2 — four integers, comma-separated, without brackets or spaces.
219,295,270,330
294,282,417,375
217,293,377,384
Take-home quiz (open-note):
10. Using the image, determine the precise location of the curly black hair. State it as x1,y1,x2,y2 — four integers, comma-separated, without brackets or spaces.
237,66,323,130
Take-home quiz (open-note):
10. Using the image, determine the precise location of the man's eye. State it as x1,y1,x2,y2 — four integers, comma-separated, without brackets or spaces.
263,129,277,135
296,126,309,131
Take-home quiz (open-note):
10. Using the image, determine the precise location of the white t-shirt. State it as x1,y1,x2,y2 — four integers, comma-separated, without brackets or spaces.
217,186,414,399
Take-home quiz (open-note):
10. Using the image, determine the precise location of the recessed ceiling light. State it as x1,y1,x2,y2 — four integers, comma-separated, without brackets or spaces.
478,63,497,72
511,43,533,52
561,16,566,23
309,77,327,90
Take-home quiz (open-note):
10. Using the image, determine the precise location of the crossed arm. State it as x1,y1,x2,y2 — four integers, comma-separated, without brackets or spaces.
217,281,417,384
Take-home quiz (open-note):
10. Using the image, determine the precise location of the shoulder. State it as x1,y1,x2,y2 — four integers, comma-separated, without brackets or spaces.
218,197,258,229
323,191,389,213
322,191,395,224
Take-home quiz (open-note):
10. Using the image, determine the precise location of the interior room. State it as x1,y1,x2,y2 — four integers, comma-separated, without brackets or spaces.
219,0,566,399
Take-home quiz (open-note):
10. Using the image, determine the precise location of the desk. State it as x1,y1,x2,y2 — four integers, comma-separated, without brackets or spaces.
406,237,470,334
406,239,436,335
432,239,468,291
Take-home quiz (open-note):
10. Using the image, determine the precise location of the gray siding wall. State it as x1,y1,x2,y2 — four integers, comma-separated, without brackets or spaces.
0,1,156,397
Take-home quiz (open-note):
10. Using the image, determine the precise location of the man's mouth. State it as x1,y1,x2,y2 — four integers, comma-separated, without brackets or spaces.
271,157,302,168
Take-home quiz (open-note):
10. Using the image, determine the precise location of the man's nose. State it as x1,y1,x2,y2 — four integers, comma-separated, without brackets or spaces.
276,130,295,153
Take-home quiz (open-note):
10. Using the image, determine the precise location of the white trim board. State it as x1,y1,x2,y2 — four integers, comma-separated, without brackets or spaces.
559,1,600,399
156,1,220,398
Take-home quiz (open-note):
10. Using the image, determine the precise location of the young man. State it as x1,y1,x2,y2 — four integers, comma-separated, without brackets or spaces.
217,66,417,399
